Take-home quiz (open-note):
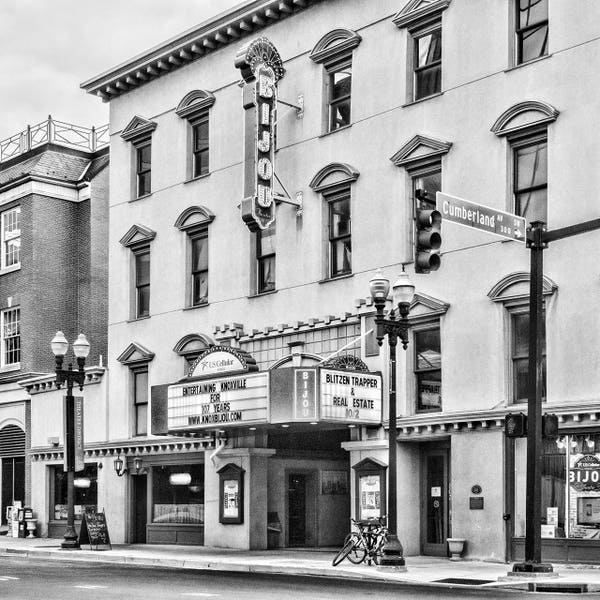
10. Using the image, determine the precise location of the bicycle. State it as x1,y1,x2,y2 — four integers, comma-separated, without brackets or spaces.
332,516,388,566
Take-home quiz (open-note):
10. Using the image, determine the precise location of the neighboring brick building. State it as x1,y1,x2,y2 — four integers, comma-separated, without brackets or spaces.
0,117,109,529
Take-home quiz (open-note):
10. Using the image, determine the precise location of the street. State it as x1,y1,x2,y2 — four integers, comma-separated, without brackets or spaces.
0,556,596,599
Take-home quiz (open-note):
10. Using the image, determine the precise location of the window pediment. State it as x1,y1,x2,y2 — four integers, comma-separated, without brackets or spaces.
120,115,157,143
117,342,155,366
491,101,559,138
309,162,359,194
390,135,452,169
174,206,215,231
488,271,558,303
175,90,216,121
119,224,156,248
408,292,449,324
309,28,362,65
393,0,451,29
173,333,214,356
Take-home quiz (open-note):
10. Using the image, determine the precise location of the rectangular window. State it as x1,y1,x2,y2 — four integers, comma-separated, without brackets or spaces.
136,143,152,197
52,464,97,520
1,307,20,367
1,207,20,270
414,326,441,412
191,233,208,306
328,195,352,277
513,136,547,223
511,310,546,402
328,62,352,132
133,369,148,436
516,0,548,64
192,118,209,178
152,464,204,524
413,25,442,101
256,223,276,294
135,249,150,318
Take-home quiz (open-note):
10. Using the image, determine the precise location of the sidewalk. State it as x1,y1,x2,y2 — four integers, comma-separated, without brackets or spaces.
1,534,600,593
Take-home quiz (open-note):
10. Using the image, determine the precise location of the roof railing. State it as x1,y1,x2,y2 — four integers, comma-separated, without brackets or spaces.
0,116,109,164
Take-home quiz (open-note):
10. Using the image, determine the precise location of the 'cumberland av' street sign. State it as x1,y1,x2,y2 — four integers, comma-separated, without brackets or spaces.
436,192,526,242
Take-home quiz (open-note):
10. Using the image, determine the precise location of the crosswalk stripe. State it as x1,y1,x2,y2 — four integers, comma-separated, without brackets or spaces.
0,577,19,581
73,585,108,589
180,594,220,597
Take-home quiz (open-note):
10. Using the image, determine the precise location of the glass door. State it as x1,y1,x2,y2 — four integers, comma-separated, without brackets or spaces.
421,447,449,556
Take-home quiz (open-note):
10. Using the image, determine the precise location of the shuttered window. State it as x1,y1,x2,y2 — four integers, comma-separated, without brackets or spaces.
0,425,25,458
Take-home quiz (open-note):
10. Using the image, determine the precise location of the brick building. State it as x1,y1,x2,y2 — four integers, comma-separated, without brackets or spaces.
0,117,109,531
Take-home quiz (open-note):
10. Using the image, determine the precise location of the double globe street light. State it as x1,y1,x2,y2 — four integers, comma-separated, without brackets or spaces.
51,331,90,550
368,268,415,569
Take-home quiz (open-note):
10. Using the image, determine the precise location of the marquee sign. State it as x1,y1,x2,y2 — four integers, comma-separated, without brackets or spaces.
320,369,382,424
187,346,257,379
168,372,269,431
235,37,284,232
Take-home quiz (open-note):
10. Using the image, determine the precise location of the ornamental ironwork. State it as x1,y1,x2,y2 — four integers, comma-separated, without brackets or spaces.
321,354,370,372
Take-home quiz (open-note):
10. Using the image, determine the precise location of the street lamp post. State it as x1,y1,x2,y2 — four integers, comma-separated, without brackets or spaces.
51,331,90,550
369,268,415,569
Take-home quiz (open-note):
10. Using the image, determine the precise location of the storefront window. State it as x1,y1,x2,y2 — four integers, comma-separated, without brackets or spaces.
52,464,97,520
152,464,204,524
514,434,600,539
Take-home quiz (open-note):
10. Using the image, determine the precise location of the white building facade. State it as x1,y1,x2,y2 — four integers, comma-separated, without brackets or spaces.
80,0,600,562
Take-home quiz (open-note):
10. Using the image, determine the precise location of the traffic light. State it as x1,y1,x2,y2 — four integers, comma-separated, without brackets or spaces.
543,413,559,439
505,412,527,438
414,189,442,273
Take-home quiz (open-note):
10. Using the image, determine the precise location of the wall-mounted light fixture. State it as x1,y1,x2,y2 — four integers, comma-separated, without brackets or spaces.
73,477,91,489
133,457,148,475
114,454,127,477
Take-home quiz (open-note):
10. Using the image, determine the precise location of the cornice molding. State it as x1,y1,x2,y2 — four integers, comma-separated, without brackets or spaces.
116,342,155,366
81,0,319,101
19,367,105,395
309,28,362,65
488,271,558,302
173,333,214,355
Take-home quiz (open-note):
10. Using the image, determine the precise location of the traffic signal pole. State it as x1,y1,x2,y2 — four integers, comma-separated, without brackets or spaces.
513,218,600,573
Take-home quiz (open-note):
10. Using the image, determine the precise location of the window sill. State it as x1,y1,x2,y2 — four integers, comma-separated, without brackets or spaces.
0,264,20,276
248,289,277,299
129,193,152,203
319,124,352,139
184,173,211,184
505,53,552,73
319,272,353,284
183,302,209,311
402,92,444,108
127,315,151,323
0,364,20,374
416,408,442,414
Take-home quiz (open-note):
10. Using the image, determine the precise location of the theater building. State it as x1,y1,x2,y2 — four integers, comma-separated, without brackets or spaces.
81,0,600,561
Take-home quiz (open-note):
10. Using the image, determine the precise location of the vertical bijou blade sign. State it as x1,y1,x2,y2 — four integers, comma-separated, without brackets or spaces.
235,37,285,232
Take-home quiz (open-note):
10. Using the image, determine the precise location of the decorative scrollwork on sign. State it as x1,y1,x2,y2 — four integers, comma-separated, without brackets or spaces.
322,355,370,372
234,37,285,83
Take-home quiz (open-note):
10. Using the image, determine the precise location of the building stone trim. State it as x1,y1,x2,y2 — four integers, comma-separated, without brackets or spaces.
309,28,362,65
393,0,452,30
390,134,452,168
19,367,105,395
175,90,216,121
490,100,559,137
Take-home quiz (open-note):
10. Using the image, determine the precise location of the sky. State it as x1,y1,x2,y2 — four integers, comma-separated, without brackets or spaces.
0,0,243,140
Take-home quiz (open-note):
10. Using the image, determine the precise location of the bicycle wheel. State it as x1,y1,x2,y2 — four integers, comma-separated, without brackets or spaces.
345,533,367,564
332,533,364,566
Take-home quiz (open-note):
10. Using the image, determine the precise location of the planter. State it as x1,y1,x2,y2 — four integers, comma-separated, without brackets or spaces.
447,537,466,561
25,519,37,539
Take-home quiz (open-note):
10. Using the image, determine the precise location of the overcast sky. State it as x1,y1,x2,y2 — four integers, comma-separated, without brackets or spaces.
0,0,242,140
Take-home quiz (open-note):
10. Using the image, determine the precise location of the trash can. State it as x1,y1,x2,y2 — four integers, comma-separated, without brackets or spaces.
267,512,282,549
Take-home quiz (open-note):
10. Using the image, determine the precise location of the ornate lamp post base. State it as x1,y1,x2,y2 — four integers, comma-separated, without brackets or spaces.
511,562,554,574
377,533,407,570
61,533,80,550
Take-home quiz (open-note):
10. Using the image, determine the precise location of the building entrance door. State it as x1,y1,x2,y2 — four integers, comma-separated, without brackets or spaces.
1,457,24,525
132,474,147,543
288,473,307,546
421,446,449,556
